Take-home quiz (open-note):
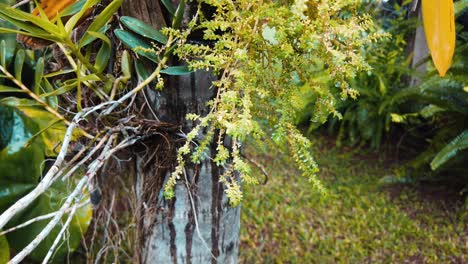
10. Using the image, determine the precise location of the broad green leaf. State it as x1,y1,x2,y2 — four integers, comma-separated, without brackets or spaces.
6,178,92,263
120,16,167,44
0,97,66,157
161,65,193,75
79,0,123,46
0,103,44,183
114,29,159,62
0,182,35,212
0,235,9,264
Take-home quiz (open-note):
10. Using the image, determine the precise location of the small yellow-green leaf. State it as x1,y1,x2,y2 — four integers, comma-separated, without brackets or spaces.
95,42,111,73
0,85,23,93
0,40,6,67
0,234,9,263
14,49,25,81
121,50,132,82
34,57,44,94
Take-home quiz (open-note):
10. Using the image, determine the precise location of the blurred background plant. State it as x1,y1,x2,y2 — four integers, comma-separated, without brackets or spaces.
299,0,467,191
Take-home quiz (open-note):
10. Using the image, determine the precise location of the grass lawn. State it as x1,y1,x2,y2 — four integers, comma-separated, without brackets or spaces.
240,135,467,263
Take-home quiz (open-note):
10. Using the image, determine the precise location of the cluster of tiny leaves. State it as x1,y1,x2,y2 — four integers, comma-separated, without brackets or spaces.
164,0,385,205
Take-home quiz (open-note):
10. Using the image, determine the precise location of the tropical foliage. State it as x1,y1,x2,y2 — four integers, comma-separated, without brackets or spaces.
0,0,383,262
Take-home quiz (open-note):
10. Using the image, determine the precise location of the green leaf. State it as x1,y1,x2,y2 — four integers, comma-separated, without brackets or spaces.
61,0,87,17
79,0,123,46
161,65,193,75
0,3,59,35
0,182,35,212
121,50,132,82
172,0,186,29
430,130,468,170
161,0,176,16
0,85,24,93
34,57,45,94
0,103,44,183
134,60,150,81
42,78,59,109
6,178,92,263
14,49,25,81
95,42,111,73
0,97,66,157
65,0,100,33
0,235,9,264
86,31,112,72
114,29,159,62
120,16,167,44
0,3,17,68
0,40,6,67
79,24,110,47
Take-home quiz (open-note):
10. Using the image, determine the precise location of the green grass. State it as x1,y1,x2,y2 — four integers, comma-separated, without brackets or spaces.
240,136,467,263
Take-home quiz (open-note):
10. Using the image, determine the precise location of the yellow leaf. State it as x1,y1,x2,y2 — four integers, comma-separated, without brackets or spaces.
422,0,456,77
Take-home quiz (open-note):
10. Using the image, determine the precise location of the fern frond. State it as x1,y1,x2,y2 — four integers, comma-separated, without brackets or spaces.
430,129,468,170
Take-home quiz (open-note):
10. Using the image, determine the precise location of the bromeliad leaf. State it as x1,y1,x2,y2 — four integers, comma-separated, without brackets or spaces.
120,16,168,44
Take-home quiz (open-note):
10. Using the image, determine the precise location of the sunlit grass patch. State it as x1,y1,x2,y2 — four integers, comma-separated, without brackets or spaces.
240,136,467,263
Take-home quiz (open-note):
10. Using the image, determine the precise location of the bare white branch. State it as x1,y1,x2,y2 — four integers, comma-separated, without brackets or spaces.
0,200,90,236
41,197,81,264
0,115,80,230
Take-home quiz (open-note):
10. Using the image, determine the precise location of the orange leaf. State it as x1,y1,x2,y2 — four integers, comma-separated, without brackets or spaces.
422,0,456,77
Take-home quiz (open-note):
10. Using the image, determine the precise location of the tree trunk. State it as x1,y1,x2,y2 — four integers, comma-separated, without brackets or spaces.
121,1,241,263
